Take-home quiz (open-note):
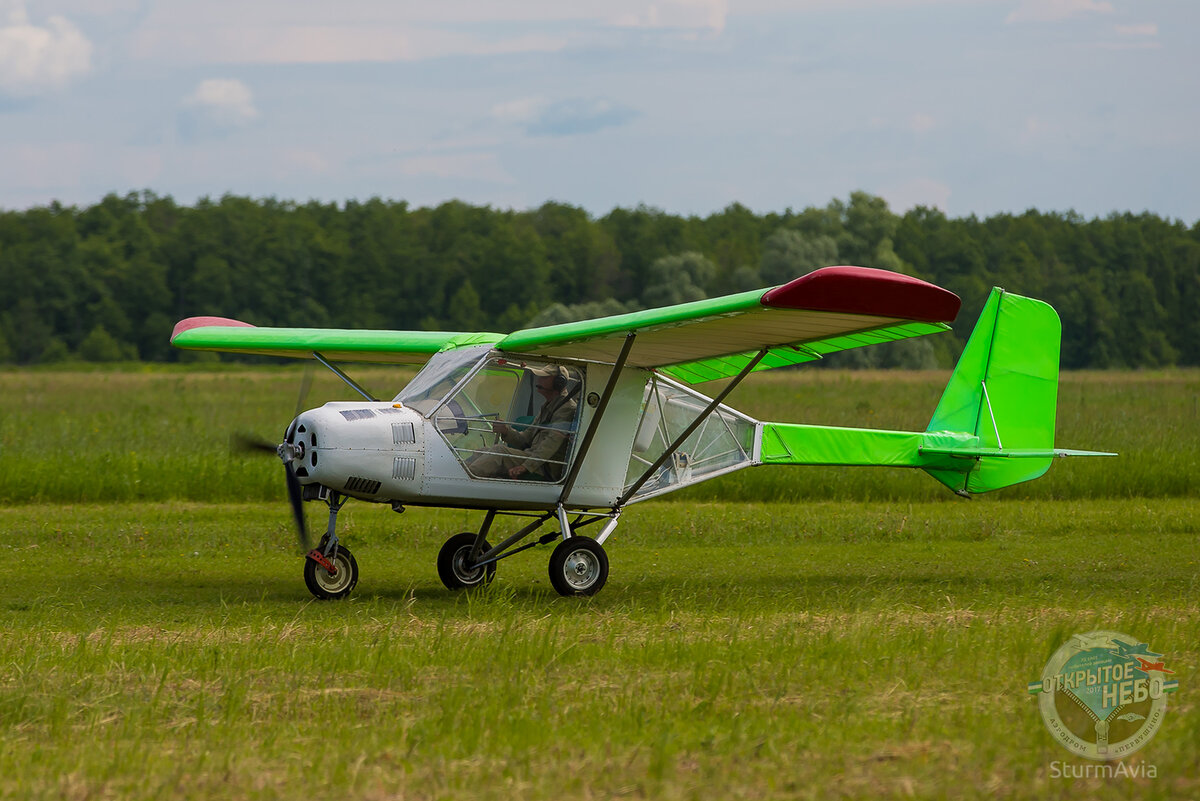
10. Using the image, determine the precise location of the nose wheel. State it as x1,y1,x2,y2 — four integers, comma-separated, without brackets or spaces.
304,538,359,600
548,537,608,597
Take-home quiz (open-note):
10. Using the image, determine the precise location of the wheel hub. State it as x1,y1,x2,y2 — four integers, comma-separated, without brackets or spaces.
564,550,598,588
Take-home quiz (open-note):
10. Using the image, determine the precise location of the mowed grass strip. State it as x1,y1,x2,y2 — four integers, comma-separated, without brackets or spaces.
1,499,1197,800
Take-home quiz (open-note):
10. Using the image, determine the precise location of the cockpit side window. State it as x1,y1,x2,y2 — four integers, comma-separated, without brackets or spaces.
436,358,584,482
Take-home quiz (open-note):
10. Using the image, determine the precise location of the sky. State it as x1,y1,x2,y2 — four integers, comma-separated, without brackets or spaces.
1,0,1197,220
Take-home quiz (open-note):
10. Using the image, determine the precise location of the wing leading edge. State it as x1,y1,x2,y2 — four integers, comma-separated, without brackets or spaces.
170,317,504,364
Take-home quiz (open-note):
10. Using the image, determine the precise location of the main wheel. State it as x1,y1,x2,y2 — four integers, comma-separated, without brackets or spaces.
548,537,608,597
304,542,359,600
437,532,497,590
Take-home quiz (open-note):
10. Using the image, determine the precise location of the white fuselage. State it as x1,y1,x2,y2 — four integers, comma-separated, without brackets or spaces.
289,355,758,512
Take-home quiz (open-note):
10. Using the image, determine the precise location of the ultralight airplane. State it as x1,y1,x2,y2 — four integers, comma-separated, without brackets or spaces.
171,266,1112,600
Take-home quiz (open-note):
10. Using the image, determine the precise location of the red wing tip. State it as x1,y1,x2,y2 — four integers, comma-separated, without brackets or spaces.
171,316,256,341
762,265,961,323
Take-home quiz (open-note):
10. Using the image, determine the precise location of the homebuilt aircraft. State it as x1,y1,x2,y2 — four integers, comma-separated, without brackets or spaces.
171,266,1112,600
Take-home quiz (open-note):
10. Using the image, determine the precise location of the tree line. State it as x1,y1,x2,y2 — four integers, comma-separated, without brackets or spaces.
1,190,1197,369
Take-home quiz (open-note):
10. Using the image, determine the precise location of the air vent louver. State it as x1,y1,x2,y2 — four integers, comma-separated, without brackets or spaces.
344,476,382,495
392,422,416,444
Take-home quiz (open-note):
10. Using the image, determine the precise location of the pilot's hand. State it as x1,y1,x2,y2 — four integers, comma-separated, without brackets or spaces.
492,421,509,436
508,464,528,479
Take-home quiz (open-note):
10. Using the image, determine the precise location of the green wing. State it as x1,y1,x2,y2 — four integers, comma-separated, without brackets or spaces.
170,267,961,379
499,266,962,382
170,316,503,364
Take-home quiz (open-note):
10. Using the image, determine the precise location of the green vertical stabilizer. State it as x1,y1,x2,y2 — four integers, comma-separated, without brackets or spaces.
922,289,1060,493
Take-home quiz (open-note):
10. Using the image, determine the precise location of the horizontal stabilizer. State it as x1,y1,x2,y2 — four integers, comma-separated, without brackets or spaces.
918,446,1118,459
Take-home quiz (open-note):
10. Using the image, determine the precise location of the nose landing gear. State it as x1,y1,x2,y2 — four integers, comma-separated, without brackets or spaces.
302,490,360,600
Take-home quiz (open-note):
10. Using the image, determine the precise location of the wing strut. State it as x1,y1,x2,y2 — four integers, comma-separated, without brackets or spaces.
312,351,378,402
558,332,637,506
618,347,768,507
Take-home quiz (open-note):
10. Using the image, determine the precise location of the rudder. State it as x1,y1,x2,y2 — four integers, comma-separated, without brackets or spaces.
924,288,1062,494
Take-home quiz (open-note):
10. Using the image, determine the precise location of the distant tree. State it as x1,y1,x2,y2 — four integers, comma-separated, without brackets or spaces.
0,191,1193,370
759,228,839,285
78,325,126,362
444,280,485,331
641,252,715,307
730,265,763,291
38,336,72,364
526,298,640,328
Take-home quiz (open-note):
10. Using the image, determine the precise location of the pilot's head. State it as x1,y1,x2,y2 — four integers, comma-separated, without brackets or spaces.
530,364,569,397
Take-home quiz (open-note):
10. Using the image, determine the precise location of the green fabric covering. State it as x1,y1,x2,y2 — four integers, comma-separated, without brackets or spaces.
923,289,1062,494
171,326,505,364
759,289,1113,495
658,321,948,384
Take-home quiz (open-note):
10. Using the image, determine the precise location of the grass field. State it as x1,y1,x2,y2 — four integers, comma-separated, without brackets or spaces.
1,368,1197,799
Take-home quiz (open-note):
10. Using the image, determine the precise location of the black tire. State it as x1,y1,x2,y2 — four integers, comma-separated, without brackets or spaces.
437,532,497,590
548,537,608,597
304,542,359,600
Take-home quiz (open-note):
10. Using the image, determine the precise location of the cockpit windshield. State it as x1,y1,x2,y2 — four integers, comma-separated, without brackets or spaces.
394,345,491,415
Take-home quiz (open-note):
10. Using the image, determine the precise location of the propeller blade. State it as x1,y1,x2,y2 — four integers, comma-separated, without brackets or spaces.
285,463,310,551
232,432,278,455
294,364,315,418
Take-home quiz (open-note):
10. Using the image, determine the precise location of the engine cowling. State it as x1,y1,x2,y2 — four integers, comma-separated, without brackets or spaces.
288,402,425,501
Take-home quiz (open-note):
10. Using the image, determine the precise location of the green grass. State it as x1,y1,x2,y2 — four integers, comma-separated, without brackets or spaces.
1,367,1197,798
1,499,1198,800
1,367,1197,503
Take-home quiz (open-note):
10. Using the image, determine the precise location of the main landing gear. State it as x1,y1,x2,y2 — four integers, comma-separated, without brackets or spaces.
436,506,619,597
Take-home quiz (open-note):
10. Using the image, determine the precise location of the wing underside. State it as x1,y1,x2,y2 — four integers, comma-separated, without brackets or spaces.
499,266,961,382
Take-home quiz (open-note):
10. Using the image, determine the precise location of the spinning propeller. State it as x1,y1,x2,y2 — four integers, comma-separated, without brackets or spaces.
232,367,315,550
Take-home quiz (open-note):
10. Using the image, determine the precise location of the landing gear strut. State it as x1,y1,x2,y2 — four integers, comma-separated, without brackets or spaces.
303,491,359,600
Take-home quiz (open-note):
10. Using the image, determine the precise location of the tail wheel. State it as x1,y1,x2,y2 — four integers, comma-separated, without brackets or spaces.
437,532,497,590
304,542,359,600
548,537,608,597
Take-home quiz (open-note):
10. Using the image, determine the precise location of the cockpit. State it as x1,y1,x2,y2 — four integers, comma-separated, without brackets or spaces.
397,347,585,482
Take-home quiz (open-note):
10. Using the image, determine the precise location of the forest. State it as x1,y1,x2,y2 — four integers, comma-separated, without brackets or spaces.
0,190,1197,369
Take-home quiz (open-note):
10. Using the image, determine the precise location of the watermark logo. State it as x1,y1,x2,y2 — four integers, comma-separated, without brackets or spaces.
1028,630,1179,761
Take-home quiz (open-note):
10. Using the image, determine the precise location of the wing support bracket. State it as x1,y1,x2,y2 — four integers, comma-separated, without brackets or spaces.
618,347,768,507
312,351,378,402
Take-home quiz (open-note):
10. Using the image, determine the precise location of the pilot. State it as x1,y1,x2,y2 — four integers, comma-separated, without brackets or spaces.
467,365,578,480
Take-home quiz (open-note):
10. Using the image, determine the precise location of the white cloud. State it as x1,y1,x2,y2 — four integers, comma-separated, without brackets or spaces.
908,113,936,134
492,95,640,137
1006,0,1114,24
0,2,92,96
178,78,258,139
1018,115,1059,145
492,96,547,125
1115,23,1158,37
131,20,566,65
124,0,733,65
611,0,728,33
